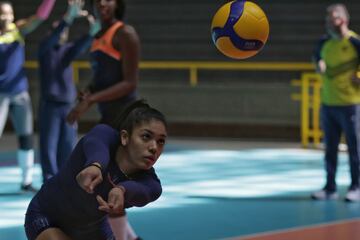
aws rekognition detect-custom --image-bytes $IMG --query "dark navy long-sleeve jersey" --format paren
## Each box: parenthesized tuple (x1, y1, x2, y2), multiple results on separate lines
(36, 124, 162, 228)
(38, 20, 93, 103)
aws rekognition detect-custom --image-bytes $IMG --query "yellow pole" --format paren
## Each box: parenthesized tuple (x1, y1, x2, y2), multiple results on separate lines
(72, 62, 79, 84)
(190, 67, 198, 87)
(312, 75, 322, 146)
(301, 73, 310, 147)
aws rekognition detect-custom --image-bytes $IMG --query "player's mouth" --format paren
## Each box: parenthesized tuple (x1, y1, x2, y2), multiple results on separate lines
(144, 156, 156, 164)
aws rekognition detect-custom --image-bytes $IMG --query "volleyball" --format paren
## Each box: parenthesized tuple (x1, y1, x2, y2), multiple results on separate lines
(211, 0, 269, 59)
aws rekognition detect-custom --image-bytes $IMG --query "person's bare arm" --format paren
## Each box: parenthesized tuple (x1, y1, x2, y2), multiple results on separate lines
(17, 0, 56, 36)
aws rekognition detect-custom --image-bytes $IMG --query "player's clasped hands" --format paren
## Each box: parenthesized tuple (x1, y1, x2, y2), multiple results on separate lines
(97, 187, 125, 216)
(76, 164, 103, 194)
(76, 164, 125, 216)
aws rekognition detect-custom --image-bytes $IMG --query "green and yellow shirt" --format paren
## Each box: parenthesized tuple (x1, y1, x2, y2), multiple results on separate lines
(314, 31, 360, 105)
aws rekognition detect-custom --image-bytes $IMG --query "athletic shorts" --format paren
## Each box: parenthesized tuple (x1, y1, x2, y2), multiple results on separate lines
(0, 91, 33, 137)
(25, 195, 115, 240)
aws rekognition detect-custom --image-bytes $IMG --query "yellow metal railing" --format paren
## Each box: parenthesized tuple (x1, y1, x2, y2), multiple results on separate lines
(138, 61, 315, 86)
(291, 73, 322, 148)
(25, 60, 322, 146)
(25, 60, 315, 86)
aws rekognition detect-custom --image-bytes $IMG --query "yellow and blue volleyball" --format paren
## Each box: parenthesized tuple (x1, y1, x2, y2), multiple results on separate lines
(211, 0, 269, 59)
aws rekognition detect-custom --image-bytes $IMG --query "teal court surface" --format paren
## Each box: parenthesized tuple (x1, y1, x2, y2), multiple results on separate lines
(0, 135, 360, 240)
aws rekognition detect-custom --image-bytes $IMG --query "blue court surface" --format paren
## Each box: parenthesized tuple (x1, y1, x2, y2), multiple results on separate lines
(0, 137, 360, 240)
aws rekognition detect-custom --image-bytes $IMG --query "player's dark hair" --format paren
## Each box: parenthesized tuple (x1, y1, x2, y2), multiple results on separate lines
(91, 0, 126, 20)
(111, 99, 167, 136)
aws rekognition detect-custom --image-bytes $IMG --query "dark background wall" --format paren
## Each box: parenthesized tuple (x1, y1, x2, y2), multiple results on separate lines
(9, 0, 360, 140)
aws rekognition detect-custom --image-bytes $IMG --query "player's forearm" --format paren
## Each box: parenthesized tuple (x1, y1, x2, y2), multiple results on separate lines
(18, 0, 56, 35)
(88, 81, 137, 103)
(121, 179, 162, 207)
(39, 20, 69, 55)
(36, 0, 56, 20)
(62, 35, 93, 66)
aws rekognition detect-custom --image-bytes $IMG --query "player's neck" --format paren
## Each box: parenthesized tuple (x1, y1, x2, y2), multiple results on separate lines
(101, 18, 117, 30)
(338, 25, 350, 38)
(115, 146, 136, 176)
(331, 27, 349, 39)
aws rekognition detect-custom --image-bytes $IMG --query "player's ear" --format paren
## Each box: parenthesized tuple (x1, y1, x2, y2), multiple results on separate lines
(120, 130, 129, 146)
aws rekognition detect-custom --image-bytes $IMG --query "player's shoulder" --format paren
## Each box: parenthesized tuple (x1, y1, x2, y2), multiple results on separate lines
(348, 31, 360, 49)
(114, 23, 139, 45)
(115, 23, 137, 38)
(118, 24, 136, 34)
(349, 31, 360, 40)
(348, 30, 359, 37)
(314, 34, 330, 52)
(88, 124, 119, 137)
(319, 34, 331, 43)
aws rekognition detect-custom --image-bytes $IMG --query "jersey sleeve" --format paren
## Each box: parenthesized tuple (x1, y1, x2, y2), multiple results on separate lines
(349, 35, 360, 57)
(38, 20, 69, 56)
(82, 124, 119, 169)
(120, 168, 162, 208)
(313, 35, 328, 62)
(62, 35, 93, 66)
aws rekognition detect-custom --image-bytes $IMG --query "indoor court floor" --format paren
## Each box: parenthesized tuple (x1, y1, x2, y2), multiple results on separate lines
(0, 134, 360, 240)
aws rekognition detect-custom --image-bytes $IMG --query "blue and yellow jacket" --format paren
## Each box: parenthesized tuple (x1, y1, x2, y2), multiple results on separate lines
(0, 23, 28, 94)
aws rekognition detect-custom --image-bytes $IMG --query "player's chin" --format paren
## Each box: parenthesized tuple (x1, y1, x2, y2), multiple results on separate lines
(100, 11, 113, 21)
(140, 158, 156, 170)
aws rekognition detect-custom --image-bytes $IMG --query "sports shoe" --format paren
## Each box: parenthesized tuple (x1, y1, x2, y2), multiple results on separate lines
(345, 188, 360, 202)
(311, 189, 338, 200)
(21, 184, 38, 193)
